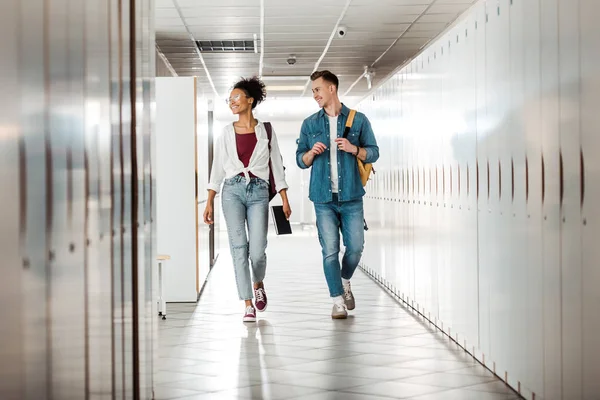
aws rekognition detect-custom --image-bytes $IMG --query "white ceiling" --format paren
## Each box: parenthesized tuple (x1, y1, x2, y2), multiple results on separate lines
(155, 0, 476, 102)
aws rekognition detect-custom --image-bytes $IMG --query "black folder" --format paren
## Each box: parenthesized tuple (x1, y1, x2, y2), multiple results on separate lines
(270, 205, 292, 235)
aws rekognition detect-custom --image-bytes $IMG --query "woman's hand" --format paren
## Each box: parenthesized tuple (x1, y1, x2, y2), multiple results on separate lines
(203, 202, 214, 225)
(283, 200, 292, 220)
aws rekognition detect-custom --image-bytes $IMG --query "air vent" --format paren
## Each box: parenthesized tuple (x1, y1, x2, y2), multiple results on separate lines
(196, 40, 256, 53)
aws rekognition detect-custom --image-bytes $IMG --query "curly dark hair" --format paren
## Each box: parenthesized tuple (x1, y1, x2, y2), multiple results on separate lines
(232, 76, 267, 109)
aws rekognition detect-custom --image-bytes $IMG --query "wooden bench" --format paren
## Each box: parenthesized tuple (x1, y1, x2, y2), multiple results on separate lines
(157, 254, 170, 320)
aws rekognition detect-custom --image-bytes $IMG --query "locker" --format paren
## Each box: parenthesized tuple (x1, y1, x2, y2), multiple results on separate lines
(508, 0, 531, 394)
(557, 0, 583, 397)
(0, 0, 155, 397)
(580, 0, 600, 397)
(19, 0, 50, 398)
(48, 0, 87, 396)
(355, 0, 600, 398)
(0, 0, 24, 398)
(522, 0, 545, 396)
(475, 0, 491, 360)
(86, 0, 115, 391)
(540, 0, 563, 397)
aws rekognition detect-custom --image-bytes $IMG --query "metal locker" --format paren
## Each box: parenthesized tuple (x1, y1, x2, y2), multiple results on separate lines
(430, 52, 442, 321)
(86, 0, 115, 393)
(475, 0, 492, 361)
(580, 0, 600, 397)
(557, 0, 584, 397)
(47, 0, 87, 395)
(412, 58, 424, 312)
(464, 13, 480, 348)
(540, 0, 563, 397)
(18, 0, 50, 398)
(522, 0, 545, 396)
(508, 0, 531, 393)
(0, 0, 24, 398)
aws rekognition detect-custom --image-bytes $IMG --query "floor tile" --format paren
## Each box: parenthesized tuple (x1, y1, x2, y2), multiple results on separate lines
(156, 230, 520, 400)
(408, 388, 520, 400)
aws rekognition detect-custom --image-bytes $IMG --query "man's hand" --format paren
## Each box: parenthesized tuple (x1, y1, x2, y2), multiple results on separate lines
(309, 142, 327, 156)
(334, 138, 358, 154)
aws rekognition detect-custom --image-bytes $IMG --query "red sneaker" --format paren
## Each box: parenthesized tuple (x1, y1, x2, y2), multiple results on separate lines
(254, 287, 268, 312)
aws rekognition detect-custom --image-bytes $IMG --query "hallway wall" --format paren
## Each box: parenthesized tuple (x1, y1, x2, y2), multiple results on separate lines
(356, 0, 600, 399)
(0, 0, 157, 398)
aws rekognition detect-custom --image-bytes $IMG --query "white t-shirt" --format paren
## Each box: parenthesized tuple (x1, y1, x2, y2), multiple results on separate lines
(328, 115, 339, 193)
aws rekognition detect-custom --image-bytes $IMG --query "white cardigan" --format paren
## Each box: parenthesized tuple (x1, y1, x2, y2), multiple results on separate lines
(207, 121, 289, 194)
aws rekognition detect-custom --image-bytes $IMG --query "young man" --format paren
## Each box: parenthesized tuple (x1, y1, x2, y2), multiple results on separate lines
(296, 70, 379, 319)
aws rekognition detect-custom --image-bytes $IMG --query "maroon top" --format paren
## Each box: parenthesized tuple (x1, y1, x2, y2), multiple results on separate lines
(236, 132, 258, 178)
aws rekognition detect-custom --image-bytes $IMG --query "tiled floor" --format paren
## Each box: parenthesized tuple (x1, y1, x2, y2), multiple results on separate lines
(156, 228, 522, 400)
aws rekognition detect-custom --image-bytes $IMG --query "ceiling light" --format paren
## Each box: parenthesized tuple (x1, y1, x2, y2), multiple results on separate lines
(266, 85, 305, 91)
(261, 75, 309, 81)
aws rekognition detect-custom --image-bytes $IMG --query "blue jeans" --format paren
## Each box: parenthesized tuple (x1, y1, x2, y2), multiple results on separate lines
(314, 194, 365, 297)
(222, 176, 269, 300)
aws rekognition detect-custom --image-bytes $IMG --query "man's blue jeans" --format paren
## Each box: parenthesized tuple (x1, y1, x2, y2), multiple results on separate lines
(314, 194, 365, 297)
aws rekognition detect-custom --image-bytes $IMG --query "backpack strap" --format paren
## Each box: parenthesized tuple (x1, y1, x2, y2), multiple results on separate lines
(263, 122, 277, 200)
(342, 109, 357, 139)
(264, 121, 272, 142)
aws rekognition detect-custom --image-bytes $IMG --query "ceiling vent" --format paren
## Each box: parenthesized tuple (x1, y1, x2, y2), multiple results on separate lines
(196, 40, 256, 53)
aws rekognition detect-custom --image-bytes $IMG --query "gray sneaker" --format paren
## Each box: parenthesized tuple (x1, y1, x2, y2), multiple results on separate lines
(343, 283, 355, 310)
(332, 303, 348, 319)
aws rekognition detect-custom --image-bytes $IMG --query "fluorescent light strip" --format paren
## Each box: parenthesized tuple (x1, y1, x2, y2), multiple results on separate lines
(172, 0, 219, 98)
(266, 85, 305, 91)
(300, 0, 352, 96)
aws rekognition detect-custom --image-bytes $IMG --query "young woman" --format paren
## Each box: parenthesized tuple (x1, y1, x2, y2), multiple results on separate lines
(204, 77, 291, 322)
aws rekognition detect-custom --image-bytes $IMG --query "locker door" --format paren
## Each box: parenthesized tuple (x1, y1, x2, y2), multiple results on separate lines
(48, 0, 87, 396)
(0, 0, 24, 398)
(558, 0, 583, 397)
(463, 14, 480, 350)
(508, 0, 531, 394)
(475, 0, 491, 360)
(522, 0, 544, 396)
(19, 0, 50, 398)
(540, 0, 563, 397)
(580, 0, 600, 397)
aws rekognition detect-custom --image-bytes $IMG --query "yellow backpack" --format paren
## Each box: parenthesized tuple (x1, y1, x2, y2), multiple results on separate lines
(343, 109, 374, 186)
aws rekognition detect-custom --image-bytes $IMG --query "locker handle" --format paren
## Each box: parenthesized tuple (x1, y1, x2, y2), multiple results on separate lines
(525, 156, 529, 204)
(466, 164, 470, 197)
(412, 167, 415, 196)
(559, 151, 564, 207)
(511, 157, 515, 202)
(487, 160, 490, 200)
(580, 148, 585, 208)
(19, 139, 27, 239)
(443, 165, 446, 196)
(450, 165, 453, 197)
(458, 163, 461, 196)
(423, 167, 426, 196)
(498, 160, 502, 200)
(476, 160, 479, 200)
(436, 166, 439, 196)
(541, 155, 546, 205)
(429, 168, 432, 196)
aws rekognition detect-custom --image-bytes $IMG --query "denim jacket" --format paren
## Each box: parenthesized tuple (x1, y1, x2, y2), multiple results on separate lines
(296, 104, 379, 203)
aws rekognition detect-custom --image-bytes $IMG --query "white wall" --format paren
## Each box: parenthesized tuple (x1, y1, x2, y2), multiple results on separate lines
(357, 0, 600, 399)
(156, 77, 197, 302)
